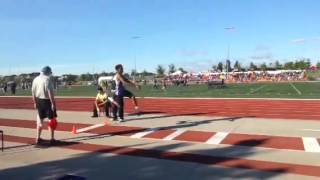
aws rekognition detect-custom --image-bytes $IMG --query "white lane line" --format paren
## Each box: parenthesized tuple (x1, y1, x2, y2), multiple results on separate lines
(130, 128, 159, 138)
(206, 132, 229, 145)
(290, 82, 302, 95)
(302, 137, 320, 152)
(249, 85, 266, 94)
(163, 129, 186, 141)
(300, 129, 320, 132)
(76, 123, 105, 133)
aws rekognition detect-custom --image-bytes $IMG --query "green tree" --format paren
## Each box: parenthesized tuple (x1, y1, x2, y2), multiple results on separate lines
(178, 67, 187, 73)
(260, 62, 268, 71)
(79, 73, 94, 81)
(249, 62, 258, 70)
(316, 62, 320, 69)
(212, 65, 217, 71)
(217, 62, 223, 72)
(294, 58, 311, 70)
(274, 60, 283, 69)
(131, 69, 137, 77)
(62, 74, 78, 83)
(140, 70, 155, 77)
(233, 60, 241, 71)
(156, 65, 166, 77)
(226, 60, 232, 72)
(284, 61, 295, 70)
(168, 64, 176, 74)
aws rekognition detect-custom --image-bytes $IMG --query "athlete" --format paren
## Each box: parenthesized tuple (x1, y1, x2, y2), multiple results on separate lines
(112, 64, 140, 122)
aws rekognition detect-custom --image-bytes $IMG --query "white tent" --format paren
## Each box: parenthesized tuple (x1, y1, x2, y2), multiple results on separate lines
(98, 76, 114, 85)
(170, 70, 183, 76)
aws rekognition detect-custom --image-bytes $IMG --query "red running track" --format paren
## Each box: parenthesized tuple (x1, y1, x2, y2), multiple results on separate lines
(4, 134, 320, 177)
(0, 97, 320, 120)
(0, 118, 309, 151)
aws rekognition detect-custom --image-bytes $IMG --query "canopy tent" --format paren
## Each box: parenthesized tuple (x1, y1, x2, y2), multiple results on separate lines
(170, 70, 183, 76)
(98, 76, 114, 85)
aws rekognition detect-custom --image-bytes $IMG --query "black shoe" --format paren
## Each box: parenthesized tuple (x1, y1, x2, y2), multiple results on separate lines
(49, 139, 57, 146)
(34, 138, 45, 147)
(35, 138, 44, 145)
(91, 115, 98, 118)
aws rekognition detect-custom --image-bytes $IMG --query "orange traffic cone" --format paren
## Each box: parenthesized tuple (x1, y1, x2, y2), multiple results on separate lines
(71, 125, 77, 134)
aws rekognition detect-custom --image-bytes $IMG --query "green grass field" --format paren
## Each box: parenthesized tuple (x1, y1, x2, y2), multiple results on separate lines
(2, 82, 320, 99)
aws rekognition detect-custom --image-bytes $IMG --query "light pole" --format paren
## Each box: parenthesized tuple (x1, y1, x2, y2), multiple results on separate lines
(131, 36, 141, 81)
(224, 27, 236, 75)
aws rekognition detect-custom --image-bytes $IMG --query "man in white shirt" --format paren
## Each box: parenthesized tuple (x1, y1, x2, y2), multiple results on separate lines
(32, 66, 57, 144)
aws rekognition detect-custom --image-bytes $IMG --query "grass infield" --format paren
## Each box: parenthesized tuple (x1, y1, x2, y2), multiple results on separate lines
(1, 82, 320, 99)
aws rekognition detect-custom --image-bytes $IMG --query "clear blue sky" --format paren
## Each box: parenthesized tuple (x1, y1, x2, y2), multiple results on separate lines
(0, 0, 319, 75)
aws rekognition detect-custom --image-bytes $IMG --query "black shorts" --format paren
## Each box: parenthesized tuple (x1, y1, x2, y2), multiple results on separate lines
(123, 89, 134, 98)
(36, 98, 57, 119)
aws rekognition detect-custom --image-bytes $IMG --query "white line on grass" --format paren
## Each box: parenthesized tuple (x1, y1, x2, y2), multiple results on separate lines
(249, 85, 266, 94)
(290, 82, 302, 95)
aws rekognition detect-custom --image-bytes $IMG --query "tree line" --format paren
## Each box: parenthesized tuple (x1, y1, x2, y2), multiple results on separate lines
(0, 58, 318, 84)
(156, 58, 316, 77)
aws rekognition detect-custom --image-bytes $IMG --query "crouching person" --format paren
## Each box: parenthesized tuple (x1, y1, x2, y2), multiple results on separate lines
(92, 86, 119, 118)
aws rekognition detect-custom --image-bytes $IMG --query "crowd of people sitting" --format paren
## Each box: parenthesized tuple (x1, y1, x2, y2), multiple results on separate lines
(213, 70, 307, 83)
(226, 70, 307, 83)
(163, 70, 307, 86)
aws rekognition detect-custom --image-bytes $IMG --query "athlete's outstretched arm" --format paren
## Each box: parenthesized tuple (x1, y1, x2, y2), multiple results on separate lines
(118, 74, 140, 89)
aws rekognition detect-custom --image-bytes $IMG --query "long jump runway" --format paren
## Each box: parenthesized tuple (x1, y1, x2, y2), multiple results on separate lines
(0, 97, 320, 179)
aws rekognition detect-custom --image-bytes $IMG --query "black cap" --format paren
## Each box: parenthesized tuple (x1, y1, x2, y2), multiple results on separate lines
(41, 66, 52, 74)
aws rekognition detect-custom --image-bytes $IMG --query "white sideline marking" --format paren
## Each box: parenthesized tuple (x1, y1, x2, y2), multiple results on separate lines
(163, 129, 186, 141)
(130, 128, 159, 138)
(206, 132, 229, 145)
(302, 137, 320, 152)
(290, 83, 302, 95)
(76, 123, 105, 133)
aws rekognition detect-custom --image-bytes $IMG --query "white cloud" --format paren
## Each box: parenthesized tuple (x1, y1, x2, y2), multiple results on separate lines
(177, 49, 208, 57)
(250, 52, 273, 60)
(176, 59, 218, 72)
(224, 27, 236, 32)
(291, 38, 307, 44)
(312, 37, 320, 42)
(254, 44, 271, 51)
(0, 63, 95, 76)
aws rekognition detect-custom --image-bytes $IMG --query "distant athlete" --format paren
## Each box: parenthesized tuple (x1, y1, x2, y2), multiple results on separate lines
(112, 64, 140, 122)
(32, 66, 57, 145)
